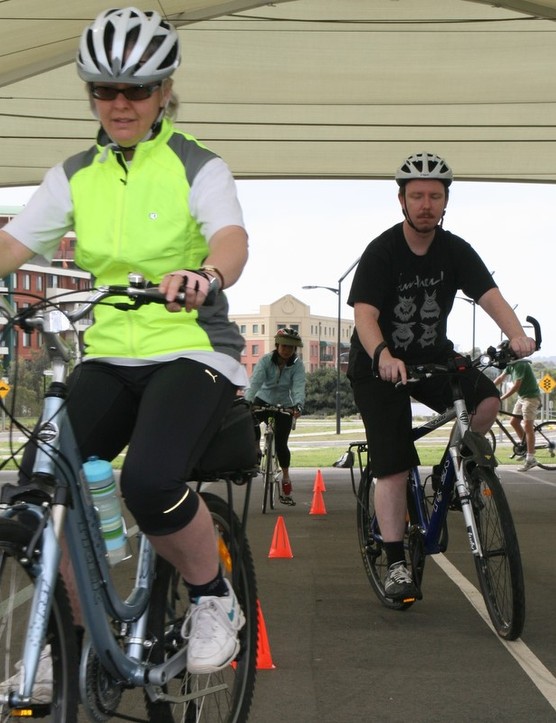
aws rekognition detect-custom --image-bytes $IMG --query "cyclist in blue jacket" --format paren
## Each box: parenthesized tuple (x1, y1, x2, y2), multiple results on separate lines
(246, 328, 306, 505)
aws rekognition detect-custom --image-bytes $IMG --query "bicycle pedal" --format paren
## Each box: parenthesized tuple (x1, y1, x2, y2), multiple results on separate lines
(401, 596, 418, 604)
(402, 586, 423, 603)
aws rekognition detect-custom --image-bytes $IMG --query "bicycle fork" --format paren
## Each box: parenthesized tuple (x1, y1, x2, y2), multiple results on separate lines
(449, 398, 495, 559)
(2, 504, 65, 706)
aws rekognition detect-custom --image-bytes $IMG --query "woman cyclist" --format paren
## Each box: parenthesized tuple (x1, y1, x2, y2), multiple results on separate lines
(0, 7, 249, 674)
(246, 328, 306, 505)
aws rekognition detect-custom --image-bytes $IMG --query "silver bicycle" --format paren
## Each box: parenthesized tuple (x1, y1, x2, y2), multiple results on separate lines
(0, 274, 258, 722)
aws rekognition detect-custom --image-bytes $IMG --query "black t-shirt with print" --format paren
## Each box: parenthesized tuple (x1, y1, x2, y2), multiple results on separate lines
(347, 222, 497, 378)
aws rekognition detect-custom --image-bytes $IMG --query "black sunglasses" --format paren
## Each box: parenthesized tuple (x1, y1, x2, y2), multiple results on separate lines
(90, 83, 161, 101)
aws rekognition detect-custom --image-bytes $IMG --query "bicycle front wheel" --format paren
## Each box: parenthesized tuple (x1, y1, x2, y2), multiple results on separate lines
(261, 434, 277, 514)
(469, 467, 525, 640)
(0, 518, 79, 722)
(356, 468, 414, 611)
(534, 421, 556, 470)
(146, 492, 257, 723)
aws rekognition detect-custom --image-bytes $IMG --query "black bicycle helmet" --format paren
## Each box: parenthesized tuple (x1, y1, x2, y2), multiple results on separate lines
(395, 152, 453, 187)
(76, 7, 180, 84)
(274, 328, 303, 348)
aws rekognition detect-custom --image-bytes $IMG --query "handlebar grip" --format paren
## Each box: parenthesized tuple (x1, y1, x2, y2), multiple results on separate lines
(138, 282, 217, 307)
(526, 315, 542, 351)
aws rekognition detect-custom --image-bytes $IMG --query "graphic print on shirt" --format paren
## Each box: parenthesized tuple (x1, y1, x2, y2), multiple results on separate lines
(392, 274, 443, 351)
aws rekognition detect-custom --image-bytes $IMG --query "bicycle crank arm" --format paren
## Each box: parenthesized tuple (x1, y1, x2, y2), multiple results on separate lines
(146, 646, 188, 686)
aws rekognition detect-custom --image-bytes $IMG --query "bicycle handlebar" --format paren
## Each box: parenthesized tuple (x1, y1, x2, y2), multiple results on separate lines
(401, 315, 542, 383)
(0, 271, 218, 331)
(250, 404, 297, 416)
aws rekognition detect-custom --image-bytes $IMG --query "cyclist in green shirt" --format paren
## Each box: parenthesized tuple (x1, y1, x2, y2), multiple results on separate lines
(494, 360, 541, 470)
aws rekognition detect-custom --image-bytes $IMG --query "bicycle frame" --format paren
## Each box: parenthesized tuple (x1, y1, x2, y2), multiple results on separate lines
(352, 389, 492, 563)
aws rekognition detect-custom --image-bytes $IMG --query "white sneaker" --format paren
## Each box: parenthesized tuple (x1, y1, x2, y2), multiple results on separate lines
(518, 457, 537, 472)
(184, 579, 246, 674)
(0, 645, 53, 703)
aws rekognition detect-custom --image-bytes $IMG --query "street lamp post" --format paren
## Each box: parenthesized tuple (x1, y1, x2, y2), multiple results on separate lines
(303, 256, 360, 435)
(456, 296, 476, 354)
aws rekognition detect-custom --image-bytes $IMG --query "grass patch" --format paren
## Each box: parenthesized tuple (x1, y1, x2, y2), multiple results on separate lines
(290, 444, 519, 468)
(1, 415, 526, 472)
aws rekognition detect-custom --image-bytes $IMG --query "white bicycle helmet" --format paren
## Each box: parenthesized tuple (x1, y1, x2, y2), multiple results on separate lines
(76, 7, 180, 84)
(395, 152, 453, 187)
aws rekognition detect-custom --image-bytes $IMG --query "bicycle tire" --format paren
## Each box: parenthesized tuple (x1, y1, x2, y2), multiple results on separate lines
(534, 421, 556, 470)
(262, 432, 277, 513)
(468, 467, 525, 640)
(146, 492, 257, 723)
(487, 428, 497, 454)
(356, 468, 414, 611)
(0, 518, 79, 722)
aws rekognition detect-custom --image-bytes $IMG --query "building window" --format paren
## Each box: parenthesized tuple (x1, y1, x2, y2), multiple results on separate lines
(36, 276, 43, 291)
(252, 324, 259, 334)
(240, 324, 246, 334)
(261, 324, 265, 334)
(22, 274, 31, 291)
(252, 344, 259, 356)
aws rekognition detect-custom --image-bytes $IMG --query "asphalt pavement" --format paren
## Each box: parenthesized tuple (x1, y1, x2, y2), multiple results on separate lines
(244, 464, 556, 723)
(3, 463, 556, 722)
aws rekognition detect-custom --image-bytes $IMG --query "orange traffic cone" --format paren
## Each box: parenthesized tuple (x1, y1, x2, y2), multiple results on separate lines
(268, 515, 294, 558)
(313, 469, 326, 493)
(309, 488, 327, 515)
(256, 599, 276, 669)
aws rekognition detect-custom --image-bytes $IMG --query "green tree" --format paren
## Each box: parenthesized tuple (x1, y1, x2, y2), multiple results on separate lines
(6, 348, 50, 417)
(304, 368, 357, 417)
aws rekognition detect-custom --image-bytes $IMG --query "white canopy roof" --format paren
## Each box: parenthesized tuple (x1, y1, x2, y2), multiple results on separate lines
(2, 0, 556, 186)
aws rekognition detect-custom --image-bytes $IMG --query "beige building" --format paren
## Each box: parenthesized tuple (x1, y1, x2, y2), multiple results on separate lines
(231, 294, 354, 376)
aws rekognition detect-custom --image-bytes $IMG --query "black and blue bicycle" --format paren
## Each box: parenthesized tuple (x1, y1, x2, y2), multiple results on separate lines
(351, 317, 541, 641)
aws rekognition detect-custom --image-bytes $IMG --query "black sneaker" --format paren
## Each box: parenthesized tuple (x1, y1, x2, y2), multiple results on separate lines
(279, 495, 296, 506)
(384, 562, 418, 600)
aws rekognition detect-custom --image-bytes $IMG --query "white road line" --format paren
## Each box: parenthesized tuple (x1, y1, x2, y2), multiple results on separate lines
(433, 553, 556, 711)
(515, 472, 556, 488)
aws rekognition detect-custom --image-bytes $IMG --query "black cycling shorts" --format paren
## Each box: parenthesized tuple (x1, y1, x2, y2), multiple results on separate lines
(352, 367, 498, 478)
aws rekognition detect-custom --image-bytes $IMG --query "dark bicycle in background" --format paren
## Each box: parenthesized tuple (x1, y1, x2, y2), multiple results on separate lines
(489, 411, 556, 469)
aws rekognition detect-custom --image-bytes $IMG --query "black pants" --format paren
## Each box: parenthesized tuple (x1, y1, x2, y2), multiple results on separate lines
(352, 366, 498, 478)
(21, 359, 236, 535)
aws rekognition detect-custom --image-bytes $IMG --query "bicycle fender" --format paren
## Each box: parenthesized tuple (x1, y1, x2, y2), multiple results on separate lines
(461, 430, 498, 468)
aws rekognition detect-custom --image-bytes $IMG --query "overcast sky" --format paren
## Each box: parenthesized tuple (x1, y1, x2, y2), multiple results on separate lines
(1, 179, 555, 358)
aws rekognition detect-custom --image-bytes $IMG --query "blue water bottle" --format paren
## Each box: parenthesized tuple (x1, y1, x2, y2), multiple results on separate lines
(83, 457, 131, 566)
